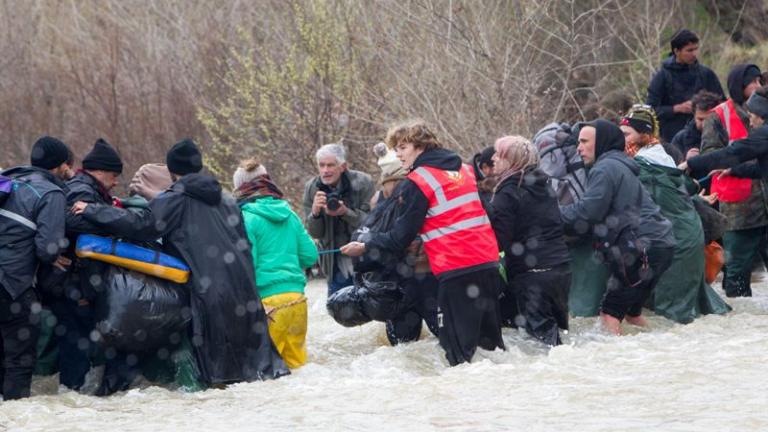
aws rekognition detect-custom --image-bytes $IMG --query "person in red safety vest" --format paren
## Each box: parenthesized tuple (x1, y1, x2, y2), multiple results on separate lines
(341, 119, 505, 365)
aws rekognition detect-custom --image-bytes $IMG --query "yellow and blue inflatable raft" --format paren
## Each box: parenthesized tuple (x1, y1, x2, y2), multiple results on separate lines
(76, 234, 190, 283)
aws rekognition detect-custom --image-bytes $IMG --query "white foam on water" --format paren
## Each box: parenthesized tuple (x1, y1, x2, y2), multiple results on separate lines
(1, 275, 767, 431)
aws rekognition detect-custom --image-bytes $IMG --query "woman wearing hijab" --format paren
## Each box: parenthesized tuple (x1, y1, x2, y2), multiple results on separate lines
(234, 158, 318, 368)
(560, 120, 676, 335)
(489, 136, 571, 346)
(621, 105, 730, 323)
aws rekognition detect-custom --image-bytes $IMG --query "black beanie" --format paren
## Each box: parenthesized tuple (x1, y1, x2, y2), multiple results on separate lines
(31, 136, 71, 170)
(82, 139, 123, 173)
(166, 139, 203, 175)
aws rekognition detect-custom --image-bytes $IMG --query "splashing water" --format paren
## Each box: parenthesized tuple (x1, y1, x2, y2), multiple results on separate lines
(1, 275, 768, 431)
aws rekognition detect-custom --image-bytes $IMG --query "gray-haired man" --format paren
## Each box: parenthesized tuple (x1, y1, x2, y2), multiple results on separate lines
(303, 144, 374, 295)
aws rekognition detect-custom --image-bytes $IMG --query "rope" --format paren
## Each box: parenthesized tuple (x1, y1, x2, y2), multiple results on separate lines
(263, 296, 307, 322)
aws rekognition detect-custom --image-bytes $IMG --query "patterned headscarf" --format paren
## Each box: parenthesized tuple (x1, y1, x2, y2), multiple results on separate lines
(492, 135, 539, 192)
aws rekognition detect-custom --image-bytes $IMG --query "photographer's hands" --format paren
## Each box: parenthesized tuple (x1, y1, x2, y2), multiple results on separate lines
(312, 190, 348, 217)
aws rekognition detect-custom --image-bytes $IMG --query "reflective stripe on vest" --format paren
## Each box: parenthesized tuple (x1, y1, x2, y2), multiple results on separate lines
(408, 164, 498, 275)
(713, 99, 749, 144)
(0, 208, 37, 231)
(421, 214, 490, 242)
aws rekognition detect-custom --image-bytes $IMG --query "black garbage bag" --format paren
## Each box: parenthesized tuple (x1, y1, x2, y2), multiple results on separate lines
(326, 284, 370, 327)
(358, 276, 407, 322)
(326, 274, 408, 326)
(692, 197, 727, 244)
(95, 266, 191, 352)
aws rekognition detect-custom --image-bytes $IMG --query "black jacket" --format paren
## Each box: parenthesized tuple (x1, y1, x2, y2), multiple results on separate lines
(0, 166, 66, 299)
(688, 124, 768, 179)
(646, 56, 724, 143)
(81, 173, 288, 385)
(365, 148, 497, 280)
(560, 120, 675, 250)
(490, 168, 570, 276)
(58, 171, 116, 302)
(670, 119, 702, 157)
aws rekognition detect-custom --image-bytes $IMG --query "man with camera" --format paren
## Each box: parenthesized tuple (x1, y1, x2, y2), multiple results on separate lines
(303, 143, 374, 295)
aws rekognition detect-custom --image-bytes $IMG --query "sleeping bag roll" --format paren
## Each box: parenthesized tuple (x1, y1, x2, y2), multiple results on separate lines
(76, 234, 191, 283)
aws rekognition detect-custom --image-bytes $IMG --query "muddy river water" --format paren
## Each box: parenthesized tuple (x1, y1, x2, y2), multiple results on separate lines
(1, 275, 767, 431)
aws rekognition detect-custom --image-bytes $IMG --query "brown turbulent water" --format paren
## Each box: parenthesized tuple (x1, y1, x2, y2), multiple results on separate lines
(1, 275, 767, 432)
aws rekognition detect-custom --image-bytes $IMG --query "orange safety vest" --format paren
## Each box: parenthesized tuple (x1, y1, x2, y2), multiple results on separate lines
(712, 99, 749, 143)
(407, 164, 499, 276)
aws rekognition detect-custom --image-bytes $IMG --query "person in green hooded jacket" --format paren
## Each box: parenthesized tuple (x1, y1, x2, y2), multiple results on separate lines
(620, 105, 730, 323)
(234, 158, 318, 368)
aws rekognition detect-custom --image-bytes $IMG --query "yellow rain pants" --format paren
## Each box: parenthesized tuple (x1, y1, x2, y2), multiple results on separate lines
(262, 292, 308, 369)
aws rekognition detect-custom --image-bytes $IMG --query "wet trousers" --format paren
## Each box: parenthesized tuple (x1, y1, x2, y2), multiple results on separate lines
(0, 286, 40, 400)
(437, 268, 505, 366)
(262, 292, 308, 369)
(385, 272, 439, 345)
(506, 264, 571, 346)
(723, 226, 767, 297)
(601, 246, 674, 320)
(49, 298, 95, 390)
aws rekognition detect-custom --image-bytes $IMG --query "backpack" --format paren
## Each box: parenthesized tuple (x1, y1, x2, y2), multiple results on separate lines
(0, 175, 12, 207)
(532, 122, 587, 205)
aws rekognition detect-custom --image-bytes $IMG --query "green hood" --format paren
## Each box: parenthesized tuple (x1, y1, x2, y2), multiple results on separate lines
(241, 196, 291, 222)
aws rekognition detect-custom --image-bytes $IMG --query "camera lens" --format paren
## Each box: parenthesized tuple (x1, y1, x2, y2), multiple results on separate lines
(327, 196, 340, 211)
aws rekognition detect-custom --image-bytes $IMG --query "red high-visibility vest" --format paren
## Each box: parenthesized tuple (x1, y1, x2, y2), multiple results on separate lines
(712, 99, 749, 143)
(711, 99, 752, 202)
(407, 164, 499, 276)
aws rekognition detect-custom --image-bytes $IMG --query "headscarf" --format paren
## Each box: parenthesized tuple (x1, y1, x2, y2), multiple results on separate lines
(234, 174, 284, 203)
(492, 135, 539, 192)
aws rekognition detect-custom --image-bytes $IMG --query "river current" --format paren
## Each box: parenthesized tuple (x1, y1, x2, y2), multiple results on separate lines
(1, 275, 767, 431)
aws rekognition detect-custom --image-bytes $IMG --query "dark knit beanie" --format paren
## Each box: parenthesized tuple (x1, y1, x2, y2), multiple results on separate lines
(82, 139, 123, 173)
(31, 136, 71, 170)
(166, 139, 203, 175)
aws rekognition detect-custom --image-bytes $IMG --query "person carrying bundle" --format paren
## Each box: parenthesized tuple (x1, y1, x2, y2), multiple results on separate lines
(72, 139, 289, 387)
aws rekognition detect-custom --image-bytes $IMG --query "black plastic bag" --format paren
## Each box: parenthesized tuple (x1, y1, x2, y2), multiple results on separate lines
(326, 274, 408, 326)
(95, 266, 191, 352)
(358, 276, 406, 322)
(326, 285, 371, 327)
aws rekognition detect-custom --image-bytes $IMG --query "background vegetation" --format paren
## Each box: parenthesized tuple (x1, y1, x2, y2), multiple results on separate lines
(1, 0, 766, 203)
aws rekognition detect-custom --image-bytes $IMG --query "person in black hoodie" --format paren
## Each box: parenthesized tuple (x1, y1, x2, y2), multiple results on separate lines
(560, 120, 676, 335)
(646, 29, 724, 143)
(0, 136, 70, 399)
(489, 135, 571, 346)
(341, 120, 504, 366)
(72, 139, 288, 387)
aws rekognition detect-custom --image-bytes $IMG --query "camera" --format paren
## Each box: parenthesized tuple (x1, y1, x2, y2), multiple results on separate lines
(326, 191, 342, 211)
